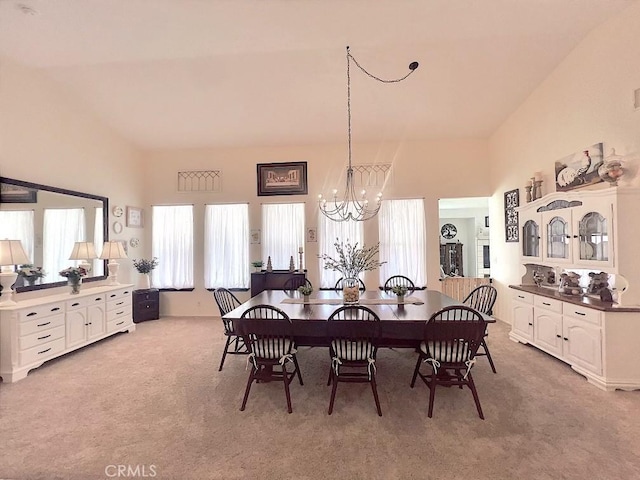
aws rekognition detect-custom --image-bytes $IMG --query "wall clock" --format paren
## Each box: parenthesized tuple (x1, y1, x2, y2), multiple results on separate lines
(441, 223, 457, 239)
(112, 206, 124, 217)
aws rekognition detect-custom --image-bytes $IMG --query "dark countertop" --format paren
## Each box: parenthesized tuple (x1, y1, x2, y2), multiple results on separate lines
(509, 284, 640, 313)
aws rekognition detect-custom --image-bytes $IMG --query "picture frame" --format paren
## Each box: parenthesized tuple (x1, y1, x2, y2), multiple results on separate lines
(306, 227, 317, 243)
(126, 206, 144, 228)
(504, 189, 519, 243)
(554, 142, 604, 192)
(250, 229, 261, 244)
(0, 183, 37, 203)
(257, 161, 308, 196)
(484, 216, 490, 228)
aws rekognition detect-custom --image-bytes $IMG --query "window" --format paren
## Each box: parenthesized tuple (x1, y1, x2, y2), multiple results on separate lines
(378, 199, 426, 287)
(204, 204, 249, 289)
(43, 208, 86, 283)
(152, 205, 194, 289)
(318, 213, 363, 288)
(262, 203, 305, 270)
(0, 210, 35, 262)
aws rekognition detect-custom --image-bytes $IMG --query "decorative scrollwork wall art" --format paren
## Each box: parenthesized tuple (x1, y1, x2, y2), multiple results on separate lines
(504, 189, 520, 243)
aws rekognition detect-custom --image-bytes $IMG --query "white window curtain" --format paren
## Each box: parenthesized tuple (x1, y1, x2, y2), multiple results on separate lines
(318, 213, 363, 289)
(43, 208, 86, 282)
(152, 205, 194, 289)
(204, 204, 249, 289)
(93, 207, 104, 276)
(262, 203, 305, 270)
(378, 199, 427, 287)
(0, 210, 35, 263)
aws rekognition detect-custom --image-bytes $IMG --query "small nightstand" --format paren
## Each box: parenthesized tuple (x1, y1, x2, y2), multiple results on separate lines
(132, 288, 159, 323)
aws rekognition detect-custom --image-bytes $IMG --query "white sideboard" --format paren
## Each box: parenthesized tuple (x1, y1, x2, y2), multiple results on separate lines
(0, 284, 135, 383)
(509, 286, 640, 391)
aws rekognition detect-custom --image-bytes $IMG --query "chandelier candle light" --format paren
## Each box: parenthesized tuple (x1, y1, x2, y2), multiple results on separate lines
(318, 46, 419, 222)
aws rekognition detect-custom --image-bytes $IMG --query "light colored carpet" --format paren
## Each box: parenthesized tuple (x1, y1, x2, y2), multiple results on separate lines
(1, 317, 639, 480)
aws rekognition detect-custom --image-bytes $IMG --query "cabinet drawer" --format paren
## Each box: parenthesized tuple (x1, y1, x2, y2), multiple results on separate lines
(563, 304, 602, 326)
(66, 294, 106, 311)
(106, 287, 133, 302)
(133, 289, 159, 302)
(19, 313, 65, 337)
(20, 325, 65, 351)
(17, 302, 65, 322)
(534, 296, 563, 314)
(512, 291, 533, 304)
(107, 316, 131, 333)
(19, 337, 66, 367)
(107, 296, 132, 311)
(107, 306, 130, 323)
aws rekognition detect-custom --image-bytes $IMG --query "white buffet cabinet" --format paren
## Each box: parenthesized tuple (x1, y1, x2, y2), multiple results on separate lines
(509, 286, 640, 391)
(0, 284, 135, 383)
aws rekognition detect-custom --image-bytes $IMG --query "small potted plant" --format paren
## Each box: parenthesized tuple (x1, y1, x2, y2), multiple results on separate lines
(251, 260, 264, 272)
(17, 264, 46, 287)
(298, 284, 313, 303)
(392, 285, 408, 304)
(133, 257, 159, 289)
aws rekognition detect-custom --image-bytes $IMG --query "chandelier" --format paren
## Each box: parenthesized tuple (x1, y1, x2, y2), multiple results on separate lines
(318, 46, 419, 222)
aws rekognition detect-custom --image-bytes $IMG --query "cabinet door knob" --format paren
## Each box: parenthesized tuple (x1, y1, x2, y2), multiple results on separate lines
(556, 334, 561, 338)
(563, 337, 569, 341)
(528, 323, 533, 326)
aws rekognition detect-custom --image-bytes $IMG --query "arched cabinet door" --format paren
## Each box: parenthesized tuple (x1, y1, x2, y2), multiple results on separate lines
(520, 210, 542, 262)
(543, 210, 573, 264)
(573, 204, 614, 269)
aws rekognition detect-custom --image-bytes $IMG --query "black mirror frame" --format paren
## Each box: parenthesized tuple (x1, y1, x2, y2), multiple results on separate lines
(0, 176, 109, 293)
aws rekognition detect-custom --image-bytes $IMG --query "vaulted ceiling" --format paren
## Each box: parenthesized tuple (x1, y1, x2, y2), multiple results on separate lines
(0, 0, 636, 150)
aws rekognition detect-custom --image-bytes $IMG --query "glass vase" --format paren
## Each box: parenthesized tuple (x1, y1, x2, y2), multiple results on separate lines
(68, 277, 82, 295)
(342, 277, 360, 304)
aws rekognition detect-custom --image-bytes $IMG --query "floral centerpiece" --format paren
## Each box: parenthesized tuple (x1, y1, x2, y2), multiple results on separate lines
(320, 239, 386, 303)
(251, 260, 264, 272)
(59, 266, 88, 280)
(391, 285, 408, 297)
(133, 257, 159, 274)
(18, 264, 46, 286)
(59, 266, 88, 294)
(298, 284, 313, 297)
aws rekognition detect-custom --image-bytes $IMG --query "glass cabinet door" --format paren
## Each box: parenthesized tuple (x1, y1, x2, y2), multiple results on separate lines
(545, 215, 571, 262)
(577, 211, 610, 265)
(522, 220, 540, 259)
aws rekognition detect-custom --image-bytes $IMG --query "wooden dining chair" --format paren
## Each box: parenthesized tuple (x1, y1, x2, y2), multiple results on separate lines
(283, 277, 312, 293)
(326, 305, 382, 416)
(410, 305, 487, 419)
(383, 275, 416, 294)
(463, 285, 498, 373)
(334, 277, 366, 291)
(213, 288, 247, 371)
(239, 305, 303, 414)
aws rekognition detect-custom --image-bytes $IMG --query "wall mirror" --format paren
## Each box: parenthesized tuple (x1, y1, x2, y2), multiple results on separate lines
(0, 176, 109, 292)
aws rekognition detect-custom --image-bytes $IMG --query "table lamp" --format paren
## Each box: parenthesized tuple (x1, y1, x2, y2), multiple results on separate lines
(69, 241, 98, 274)
(0, 239, 31, 306)
(99, 241, 128, 285)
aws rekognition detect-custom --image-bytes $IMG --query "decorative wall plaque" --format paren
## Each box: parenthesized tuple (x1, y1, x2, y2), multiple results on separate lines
(504, 189, 520, 243)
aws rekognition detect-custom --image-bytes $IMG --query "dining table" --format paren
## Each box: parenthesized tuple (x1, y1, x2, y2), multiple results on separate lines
(223, 289, 495, 348)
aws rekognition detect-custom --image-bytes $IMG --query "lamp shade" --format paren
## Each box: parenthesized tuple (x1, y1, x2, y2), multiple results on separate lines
(69, 242, 98, 261)
(0, 239, 31, 267)
(99, 241, 128, 260)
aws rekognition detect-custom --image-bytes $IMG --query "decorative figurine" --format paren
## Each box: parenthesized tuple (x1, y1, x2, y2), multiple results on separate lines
(266, 256, 273, 272)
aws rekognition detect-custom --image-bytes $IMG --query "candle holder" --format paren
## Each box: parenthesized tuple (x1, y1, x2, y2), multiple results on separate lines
(298, 250, 304, 272)
(533, 179, 543, 200)
(525, 185, 533, 203)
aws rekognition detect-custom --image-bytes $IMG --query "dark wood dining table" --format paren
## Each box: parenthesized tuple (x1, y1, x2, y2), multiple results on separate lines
(223, 289, 495, 348)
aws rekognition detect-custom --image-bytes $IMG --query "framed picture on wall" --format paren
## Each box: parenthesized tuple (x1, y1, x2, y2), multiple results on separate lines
(504, 189, 519, 242)
(257, 161, 308, 196)
(126, 206, 144, 228)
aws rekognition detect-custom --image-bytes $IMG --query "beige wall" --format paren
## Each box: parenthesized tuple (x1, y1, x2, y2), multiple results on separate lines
(488, 1, 640, 321)
(0, 57, 146, 297)
(145, 139, 491, 316)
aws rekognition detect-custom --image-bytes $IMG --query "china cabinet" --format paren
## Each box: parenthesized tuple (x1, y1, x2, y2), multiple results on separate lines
(0, 285, 134, 382)
(517, 187, 640, 305)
